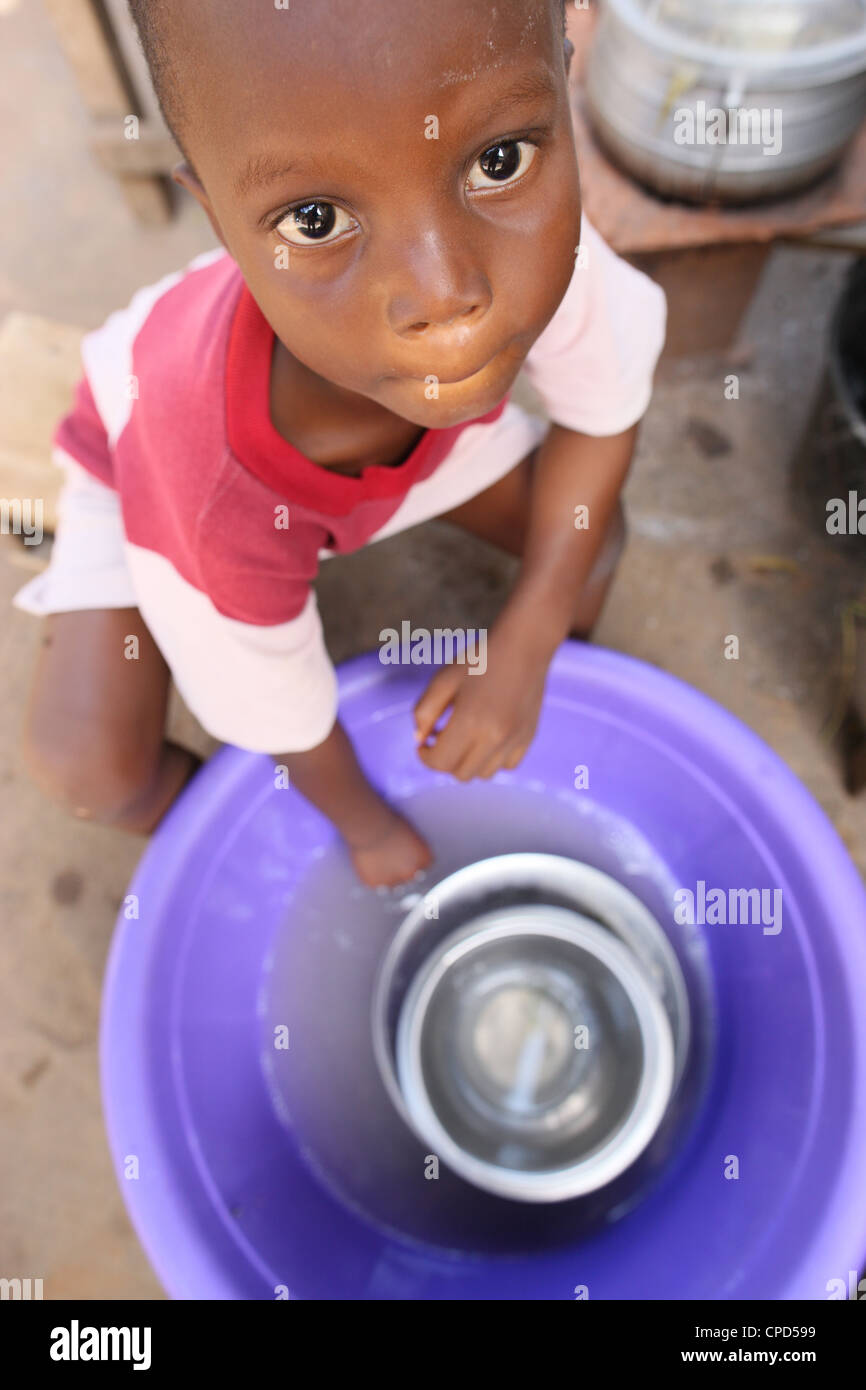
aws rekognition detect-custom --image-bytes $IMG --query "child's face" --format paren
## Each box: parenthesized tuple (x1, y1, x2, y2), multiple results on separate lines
(176, 0, 581, 429)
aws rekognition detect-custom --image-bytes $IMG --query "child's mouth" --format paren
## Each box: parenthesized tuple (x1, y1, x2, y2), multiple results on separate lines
(402, 344, 514, 389)
(431, 355, 495, 386)
(380, 341, 526, 423)
(388, 337, 522, 390)
(391, 357, 492, 387)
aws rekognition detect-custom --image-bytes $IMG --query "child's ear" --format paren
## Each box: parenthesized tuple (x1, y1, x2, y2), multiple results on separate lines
(563, 35, 575, 79)
(172, 161, 228, 250)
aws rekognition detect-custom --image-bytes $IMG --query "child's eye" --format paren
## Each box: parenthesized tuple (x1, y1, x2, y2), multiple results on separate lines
(274, 201, 356, 246)
(467, 140, 537, 192)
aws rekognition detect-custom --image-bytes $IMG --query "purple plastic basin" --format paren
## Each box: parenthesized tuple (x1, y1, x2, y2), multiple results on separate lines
(100, 645, 866, 1300)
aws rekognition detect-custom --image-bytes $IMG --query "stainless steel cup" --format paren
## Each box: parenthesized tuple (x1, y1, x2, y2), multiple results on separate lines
(373, 854, 690, 1203)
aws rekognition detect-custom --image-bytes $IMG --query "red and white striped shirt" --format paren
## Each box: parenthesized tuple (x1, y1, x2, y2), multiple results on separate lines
(13, 219, 666, 752)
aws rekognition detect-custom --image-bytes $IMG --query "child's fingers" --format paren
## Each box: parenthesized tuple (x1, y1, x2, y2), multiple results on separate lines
(471, 736, 526, 782)
(503, 741, 530, 770)
(476, 745, 513, 781)
(417, 706, 478, 773)
(473, 739, 529, 781)
(413, 667, 463, 745)
(453, 736, 505, 783)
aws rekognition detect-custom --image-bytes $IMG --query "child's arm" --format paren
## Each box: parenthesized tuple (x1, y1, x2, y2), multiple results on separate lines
(506, 420, 638, 639)
(413, 422, 638, 780)
(273, 721, 432, 886)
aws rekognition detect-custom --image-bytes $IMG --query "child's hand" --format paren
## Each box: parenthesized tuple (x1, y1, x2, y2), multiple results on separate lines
(413, 631, 549, 781)
(347, 806, 433, 888)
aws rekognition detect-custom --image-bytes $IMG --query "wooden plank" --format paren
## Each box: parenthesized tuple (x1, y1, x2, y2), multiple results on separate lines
(90, 117, 179, 175)
(44, 0, 178, 218)
(117, 174, 174, 225)
(42, 0, 135, 117)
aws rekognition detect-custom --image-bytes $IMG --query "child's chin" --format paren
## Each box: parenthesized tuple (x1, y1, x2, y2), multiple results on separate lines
(386, 372, 513, 429)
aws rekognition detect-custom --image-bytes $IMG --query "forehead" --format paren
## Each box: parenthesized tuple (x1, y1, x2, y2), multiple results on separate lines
(170, 0, 560, 170)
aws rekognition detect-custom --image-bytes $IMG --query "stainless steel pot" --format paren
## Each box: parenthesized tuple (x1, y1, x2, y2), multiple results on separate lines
(585, 0, 866, 204)
(372, 853, 690, 1203)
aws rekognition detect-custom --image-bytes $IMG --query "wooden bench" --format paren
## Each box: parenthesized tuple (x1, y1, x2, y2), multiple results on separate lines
(43, 0, 177, 225)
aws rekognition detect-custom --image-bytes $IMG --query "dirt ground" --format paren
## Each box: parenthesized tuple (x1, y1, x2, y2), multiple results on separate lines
(1, 1, 864, 1300)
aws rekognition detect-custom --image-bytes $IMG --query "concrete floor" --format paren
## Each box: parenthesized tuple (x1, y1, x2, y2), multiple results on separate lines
(1, 0, 864, 1300)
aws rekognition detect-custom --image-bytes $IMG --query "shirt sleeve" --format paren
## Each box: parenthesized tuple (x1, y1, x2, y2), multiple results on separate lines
(124, 546, 340, 754)
(521, 215, 667, 437)
(180, 598, 339, 756)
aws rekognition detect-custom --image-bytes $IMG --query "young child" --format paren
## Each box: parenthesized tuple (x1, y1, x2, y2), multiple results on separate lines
(14, 0, 666, 887)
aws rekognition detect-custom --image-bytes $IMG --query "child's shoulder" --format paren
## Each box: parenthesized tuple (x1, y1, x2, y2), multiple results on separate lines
(522, 216, 667, 438)
(80, 247, 241, 446)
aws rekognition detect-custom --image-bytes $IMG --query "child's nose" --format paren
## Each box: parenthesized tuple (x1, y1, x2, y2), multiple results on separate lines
(391, 300, 486, 341)
(386, 250, 492, 340)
